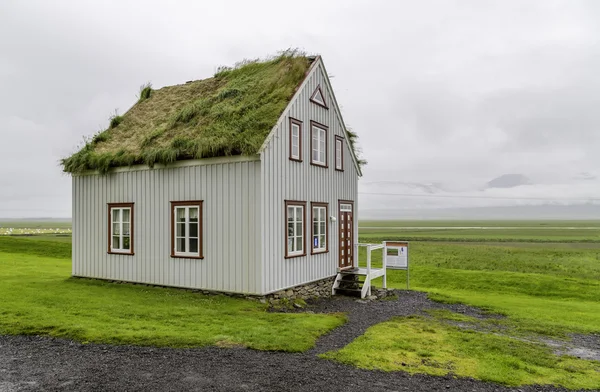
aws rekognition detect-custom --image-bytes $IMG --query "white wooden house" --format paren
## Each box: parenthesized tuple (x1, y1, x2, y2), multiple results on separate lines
(64, 53, 365, 296)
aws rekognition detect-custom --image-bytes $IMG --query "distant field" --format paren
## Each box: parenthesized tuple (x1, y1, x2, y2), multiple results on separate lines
(359, 220, 600, 243)
(0, 220, 71, 229)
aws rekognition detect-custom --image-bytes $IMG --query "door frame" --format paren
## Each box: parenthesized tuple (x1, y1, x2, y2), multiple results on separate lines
(338, 200, 354, 270)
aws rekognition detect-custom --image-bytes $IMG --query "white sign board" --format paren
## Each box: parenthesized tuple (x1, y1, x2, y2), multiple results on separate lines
(385, 241, 409, 269)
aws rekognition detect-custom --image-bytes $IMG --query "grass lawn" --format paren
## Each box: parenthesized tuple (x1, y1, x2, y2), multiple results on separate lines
(322, 315, 600, 390)
(0, 237, 344, 352)
(328, 222, 600, 389)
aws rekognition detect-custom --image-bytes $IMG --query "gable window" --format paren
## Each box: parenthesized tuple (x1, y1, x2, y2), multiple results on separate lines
(310, 121, 328, 167)
(310, 85, 328, 109)
(108, 203, 134, 255)
(285, 201, 306, 258)
(335, 136, 344, 171)
(311, 202, 328, 254)
(289, 118, 302, 161)
(171, 201, 203, 259)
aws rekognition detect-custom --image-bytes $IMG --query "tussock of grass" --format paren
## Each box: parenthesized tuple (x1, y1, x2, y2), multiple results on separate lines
(322, 316, 600, 389)
(61, 50, 367, 174)
(138, 82, 152, 102)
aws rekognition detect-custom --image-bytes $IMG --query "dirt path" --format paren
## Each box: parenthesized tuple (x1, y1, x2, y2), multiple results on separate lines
(0, 292, 588, 392)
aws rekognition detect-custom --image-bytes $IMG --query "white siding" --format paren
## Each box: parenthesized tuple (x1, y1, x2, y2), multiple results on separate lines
(72, 158, 263, 294)
(260, 61, 359, 294)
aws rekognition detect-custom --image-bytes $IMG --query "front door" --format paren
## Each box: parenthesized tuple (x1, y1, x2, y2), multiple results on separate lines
(338, 201, 354, 269)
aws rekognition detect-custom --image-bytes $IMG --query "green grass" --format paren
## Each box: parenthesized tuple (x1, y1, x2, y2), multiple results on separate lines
(0, 220, 71, 229)
(0, 238, 344, 351)
(322, 316, 600, 389)
(359, 220, 600, 242)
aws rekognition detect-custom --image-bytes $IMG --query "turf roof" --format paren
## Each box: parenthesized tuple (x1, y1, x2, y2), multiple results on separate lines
(62, 52, 364, 174)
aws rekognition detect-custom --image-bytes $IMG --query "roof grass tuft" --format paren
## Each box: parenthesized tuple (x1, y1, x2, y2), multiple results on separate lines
(61, 50, 365, 174)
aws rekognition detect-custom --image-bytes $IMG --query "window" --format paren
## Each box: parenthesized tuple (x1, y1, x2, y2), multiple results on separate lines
(311, 202, 328, 254)
(310, 121, 328, 167)
(285, 201, 306, 258)
(289, 118, 302, 161)
(108, 203, 134, 255)
(171, 201, 203, 259)
(310, 85, 328, 109)
(335, 136, 344, 171)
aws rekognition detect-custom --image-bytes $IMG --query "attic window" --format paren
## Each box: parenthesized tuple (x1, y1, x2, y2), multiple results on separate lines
(335, 136, 344, 171)
(310, 85, 328, 109)
(289, 118, 302, 162)
(310, 121, 328, 167)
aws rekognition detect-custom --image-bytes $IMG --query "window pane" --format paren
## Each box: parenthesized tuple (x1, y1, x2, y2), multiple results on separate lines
(176, 208, 186, 222)
(112, 208, 120, 223)
(112, 236, 120, 249)
(122, 209, 130, 223)
(123, 236, 130, 250)
(313, 221, 318, 236)
(176, 223, 185, 237)
(320, 235, 326, 248)
(113, 223, 120, 235)
(295, 222, 302, 235)
(295, 236, 303, 252)
(288, 222, 294, 237)
(313, 235, 319, 248)
(189, 222, 198, 238)
(320, 222, 326, 234)
(177, 238, 186, 252)
(122, 223, 130, 236)
(287, 207, 294, 222)
(189, 207, 198, 221)
(288, 237, 294, 252)
(292, 145, 299, 157)
(189, 238, 198, 253)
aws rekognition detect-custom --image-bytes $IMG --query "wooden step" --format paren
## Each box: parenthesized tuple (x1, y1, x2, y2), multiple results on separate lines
(334, 287, 363, 297)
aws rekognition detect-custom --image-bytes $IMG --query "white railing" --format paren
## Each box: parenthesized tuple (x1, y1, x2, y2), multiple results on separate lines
(355, 242, 387, 297)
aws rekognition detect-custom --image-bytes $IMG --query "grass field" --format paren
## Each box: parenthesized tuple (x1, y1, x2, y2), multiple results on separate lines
(0, 236, 344, 352)
(324, 221, 600, 389)
(1, 219, 599, 388)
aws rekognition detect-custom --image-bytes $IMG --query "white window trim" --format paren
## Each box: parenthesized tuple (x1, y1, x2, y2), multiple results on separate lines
(285, 201, 306, 258)
(290, 118, 302, 161)
(171, 201, 203, 259)
(311, 122, 328, 167)
(108, 203, 134, 255)
(311, 204, 328, 254)
(335, 137, 343, 171)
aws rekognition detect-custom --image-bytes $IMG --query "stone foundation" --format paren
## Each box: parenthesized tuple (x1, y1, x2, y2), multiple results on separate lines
(264, 276, 337, 303)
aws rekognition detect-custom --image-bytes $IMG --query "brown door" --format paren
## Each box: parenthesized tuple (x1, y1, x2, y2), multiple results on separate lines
(338, 201, 354, 269)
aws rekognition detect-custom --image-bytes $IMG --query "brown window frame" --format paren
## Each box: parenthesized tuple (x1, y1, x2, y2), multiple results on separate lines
(289, 117, 303, 162)
(310, 120, 329, 168)
(170, 200, 204, 259)
(335, 135, 344, 171)
(107, 202, 134, 255)
(311, 202, 329, 255)
(284, 200, 307, 259)
(310, 84, 329, 109)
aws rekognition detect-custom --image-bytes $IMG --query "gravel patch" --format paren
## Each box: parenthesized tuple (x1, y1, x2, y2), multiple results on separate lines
(0, 291, 596, 392)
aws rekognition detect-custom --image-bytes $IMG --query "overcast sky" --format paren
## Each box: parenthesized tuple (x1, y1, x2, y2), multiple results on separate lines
(1, 0, 599, 218)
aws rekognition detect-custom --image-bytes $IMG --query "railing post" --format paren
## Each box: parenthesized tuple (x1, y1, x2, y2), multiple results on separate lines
(382, 242, 387, 289)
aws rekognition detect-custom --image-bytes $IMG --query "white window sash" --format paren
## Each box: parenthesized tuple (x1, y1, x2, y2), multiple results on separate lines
(336, 139, 342, 169)
(291, 124, 300, 159)
(287, 205, 304, 256)
(311, 126, 326, 165)
(110, 207, 131, 253)
(312, 206, 327, 252)
(174, 206, 200, 257)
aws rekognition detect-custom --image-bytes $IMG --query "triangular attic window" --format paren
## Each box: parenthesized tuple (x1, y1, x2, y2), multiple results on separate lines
(310, 85, 328, 109)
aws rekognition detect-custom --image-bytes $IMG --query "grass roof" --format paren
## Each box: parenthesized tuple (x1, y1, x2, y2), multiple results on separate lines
(62, 51, 364, 174)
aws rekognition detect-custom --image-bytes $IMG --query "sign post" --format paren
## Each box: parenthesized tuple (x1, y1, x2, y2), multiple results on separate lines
(384, 241, 409, 289)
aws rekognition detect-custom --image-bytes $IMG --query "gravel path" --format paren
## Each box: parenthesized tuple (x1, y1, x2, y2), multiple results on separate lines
(0, 291, 594, 392)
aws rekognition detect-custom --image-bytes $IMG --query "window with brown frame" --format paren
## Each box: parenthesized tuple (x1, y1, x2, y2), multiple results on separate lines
(108, 203, 134, 255)
(310, 85, 328, 109)
(310, 121, 328, 167)
(289, 117, 302, 161)
(311, 202, 328, 254)
(335, 135, 344, 171)
(285, 200, 306, 258)
(171, 201, 203, 259)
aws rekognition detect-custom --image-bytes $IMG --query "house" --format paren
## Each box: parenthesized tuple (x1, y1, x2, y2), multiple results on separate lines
(62, 52, 365, 297)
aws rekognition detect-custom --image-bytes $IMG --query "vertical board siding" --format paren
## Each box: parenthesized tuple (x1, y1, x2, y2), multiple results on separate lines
(72, 159, 262, 295)
(261, 62, 359, 294)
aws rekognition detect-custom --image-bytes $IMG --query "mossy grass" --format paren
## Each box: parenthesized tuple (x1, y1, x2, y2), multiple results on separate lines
(61, 50, 364, 174)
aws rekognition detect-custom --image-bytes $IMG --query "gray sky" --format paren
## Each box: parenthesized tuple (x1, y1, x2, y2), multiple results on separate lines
(1, 0, 599, 218)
